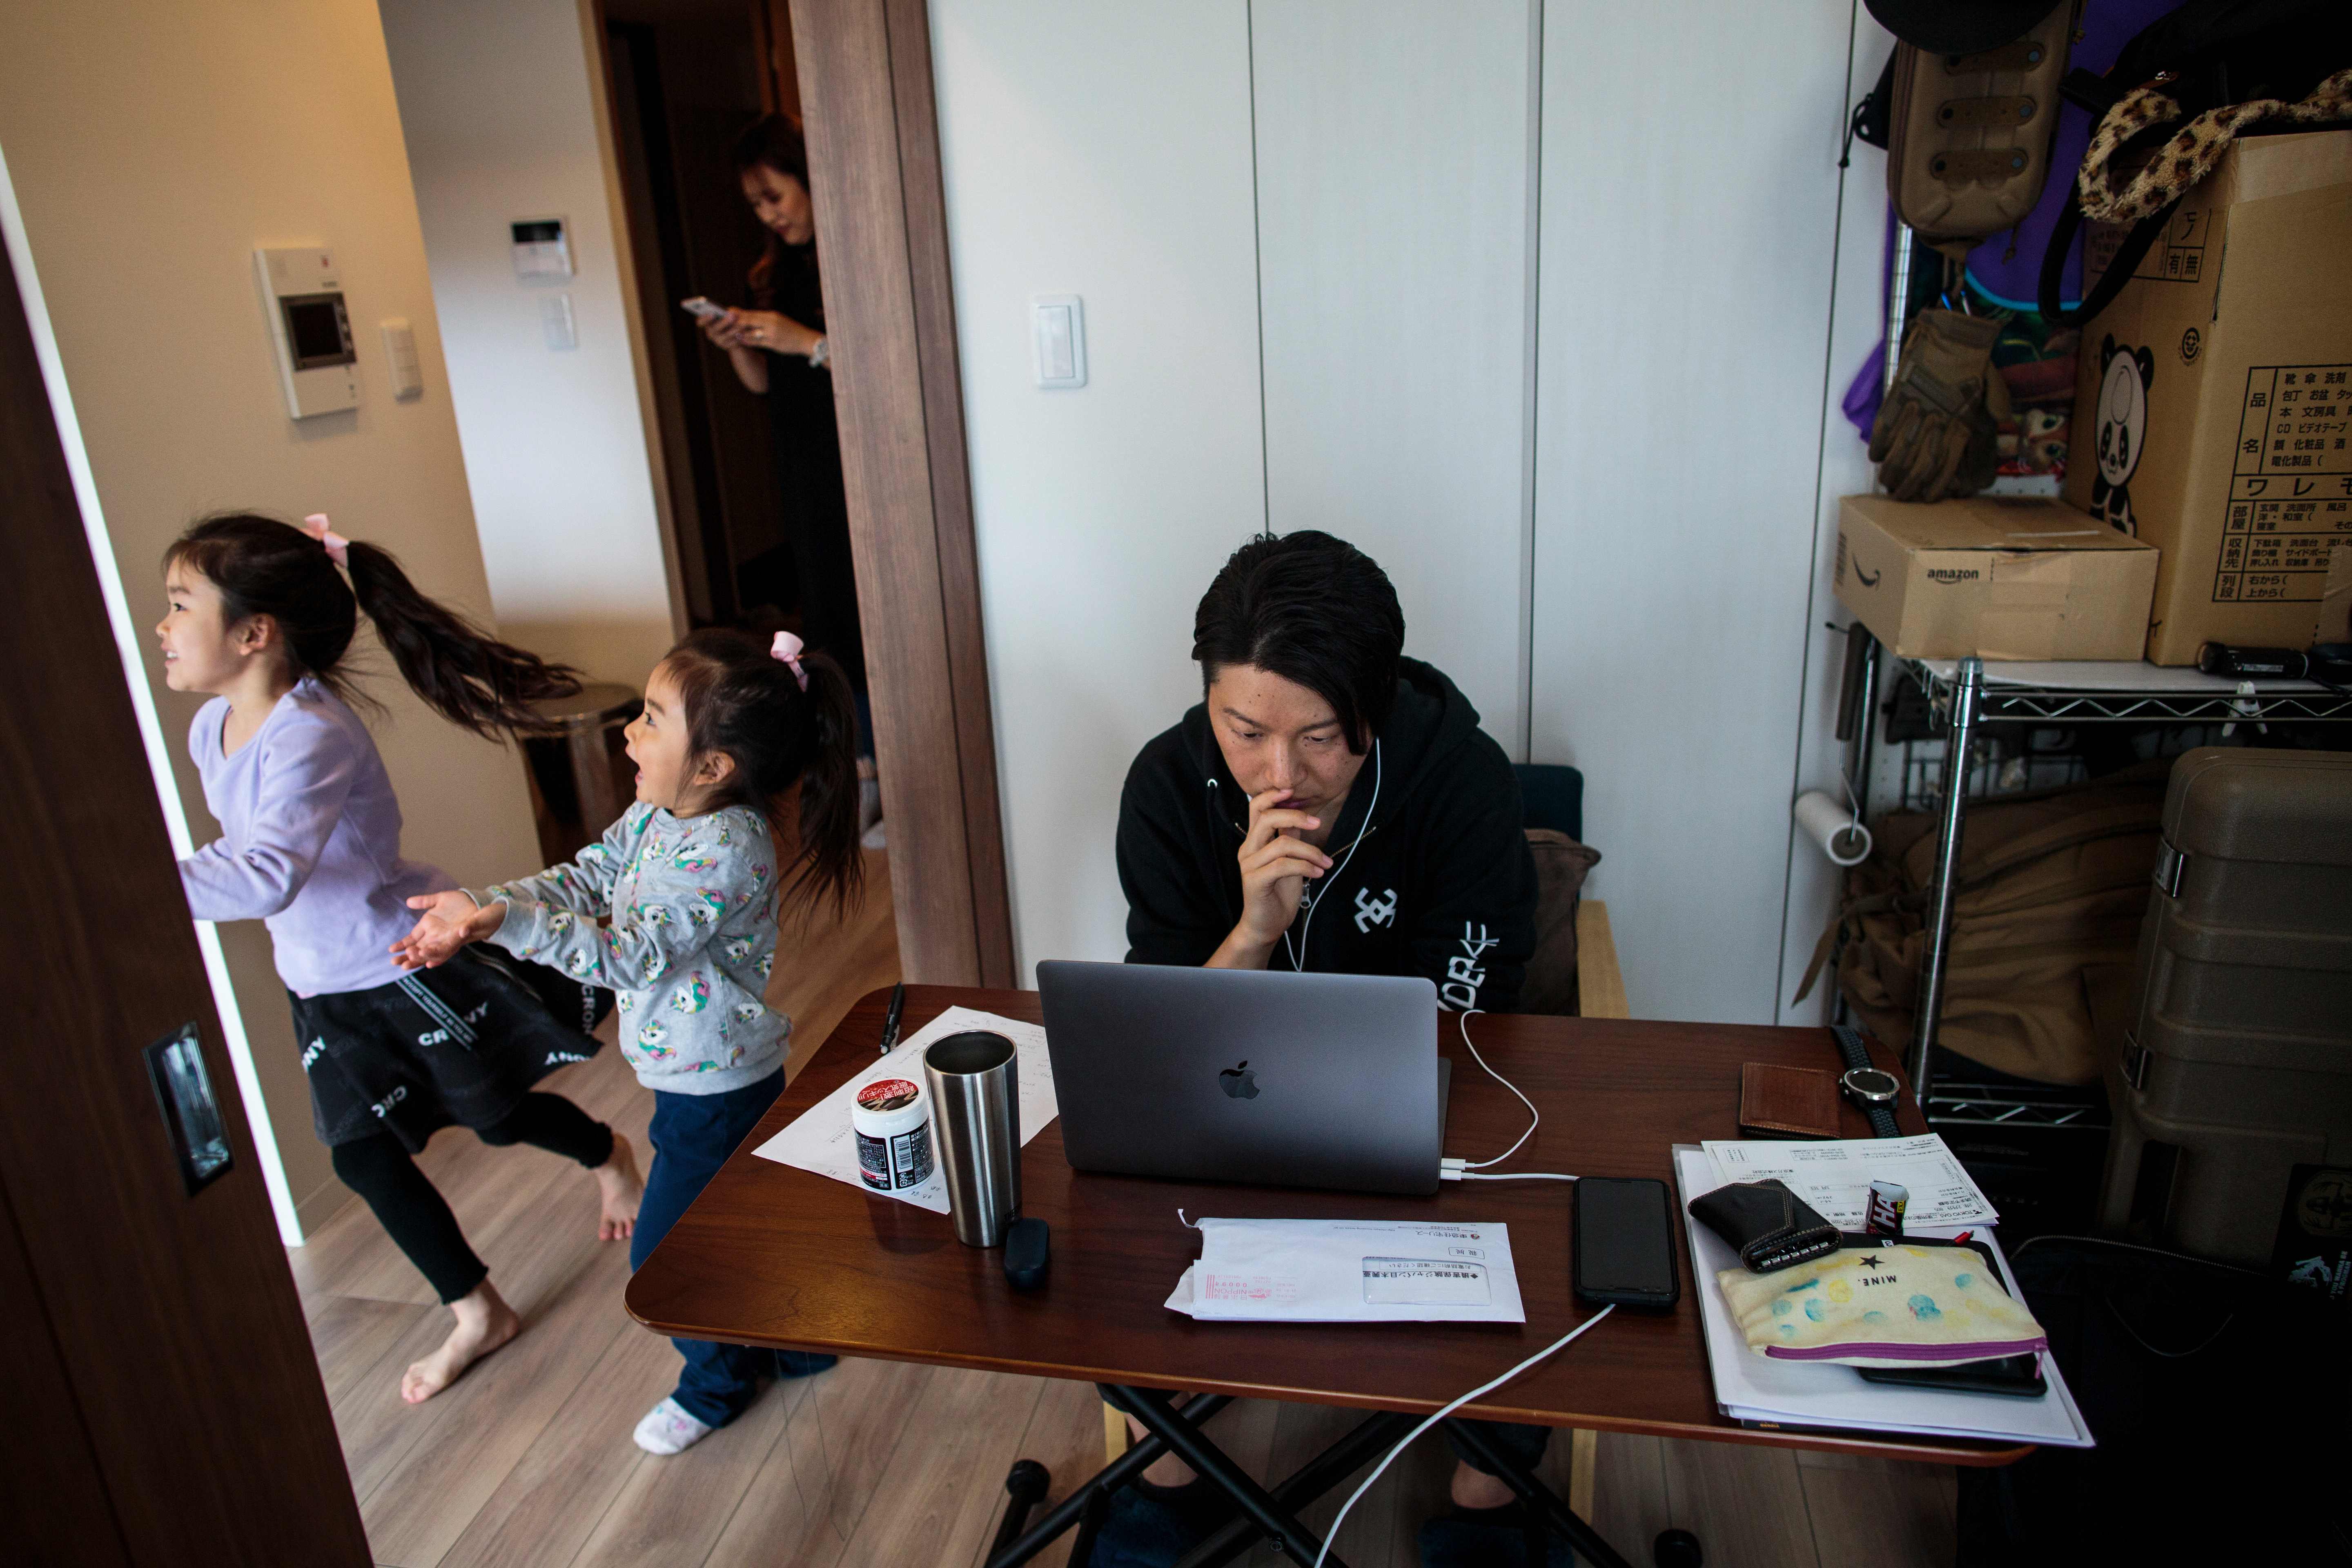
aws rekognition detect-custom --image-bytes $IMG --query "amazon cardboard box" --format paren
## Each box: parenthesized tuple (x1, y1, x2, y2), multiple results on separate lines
(1834, 494, 2157, 660)
(2062, 130, 2352, 664)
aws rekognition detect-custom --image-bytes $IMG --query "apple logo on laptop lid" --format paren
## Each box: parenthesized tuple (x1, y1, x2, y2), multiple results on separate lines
(1218, 1061, 1260, 1100)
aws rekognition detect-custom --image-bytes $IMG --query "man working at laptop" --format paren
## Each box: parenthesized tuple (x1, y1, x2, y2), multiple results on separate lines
(1107, 530, 1552, 1568)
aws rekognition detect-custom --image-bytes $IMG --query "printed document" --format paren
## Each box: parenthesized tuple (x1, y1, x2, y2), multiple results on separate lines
(1164, 1217, 1525, 1324)
(751, 1007, 1058, 1214)
(1701, 1133, 1999, 1230)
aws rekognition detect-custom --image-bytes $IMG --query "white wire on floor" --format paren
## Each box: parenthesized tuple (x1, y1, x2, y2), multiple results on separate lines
(1308, 1305, 1617, 1568)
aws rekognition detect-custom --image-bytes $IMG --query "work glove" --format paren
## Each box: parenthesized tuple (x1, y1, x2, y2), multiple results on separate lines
(1869, 309, 2010, 503)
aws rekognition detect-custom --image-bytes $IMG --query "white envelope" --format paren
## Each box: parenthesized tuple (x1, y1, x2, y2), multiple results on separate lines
(1164, 1217, 1526, 1324)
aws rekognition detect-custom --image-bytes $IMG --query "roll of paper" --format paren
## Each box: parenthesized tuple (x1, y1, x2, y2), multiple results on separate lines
(1794, 789, 1871, 867)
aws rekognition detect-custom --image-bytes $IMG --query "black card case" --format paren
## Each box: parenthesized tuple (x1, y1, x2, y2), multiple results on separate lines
(1686, 1178, 1842, 1273)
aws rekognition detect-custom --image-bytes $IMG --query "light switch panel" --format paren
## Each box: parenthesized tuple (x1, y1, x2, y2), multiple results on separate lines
(541, 294, 577, 351)
(1032, 294, 1085, 389)
(381, 318, 423, 400)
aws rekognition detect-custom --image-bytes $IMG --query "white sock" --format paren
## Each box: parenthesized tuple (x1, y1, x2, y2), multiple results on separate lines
(633, 1396, 713, 1456)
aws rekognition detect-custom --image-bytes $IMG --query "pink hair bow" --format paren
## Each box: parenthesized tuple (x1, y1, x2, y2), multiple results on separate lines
(771, 630, 809, 690)
(301, 513, 351, 568)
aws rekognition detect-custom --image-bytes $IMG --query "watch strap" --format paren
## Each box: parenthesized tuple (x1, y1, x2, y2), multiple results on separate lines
(1831, 1025, 1903, 1138)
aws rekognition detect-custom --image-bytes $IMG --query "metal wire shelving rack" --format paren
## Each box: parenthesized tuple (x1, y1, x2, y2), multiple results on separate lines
(1844, 653, 2352, 1129)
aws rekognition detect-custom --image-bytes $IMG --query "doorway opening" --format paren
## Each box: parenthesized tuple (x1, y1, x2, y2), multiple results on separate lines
(602, 0, 866, 714)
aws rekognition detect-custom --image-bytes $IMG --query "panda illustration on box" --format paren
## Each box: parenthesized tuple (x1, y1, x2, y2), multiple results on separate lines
(2089, 335, 2154, 536)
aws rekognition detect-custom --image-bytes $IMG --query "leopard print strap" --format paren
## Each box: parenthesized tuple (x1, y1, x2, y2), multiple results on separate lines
(2078, 67, 2352, 225)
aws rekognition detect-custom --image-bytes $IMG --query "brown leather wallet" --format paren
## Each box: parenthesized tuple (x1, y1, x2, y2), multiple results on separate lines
(1738, 1062, 1840, 1140)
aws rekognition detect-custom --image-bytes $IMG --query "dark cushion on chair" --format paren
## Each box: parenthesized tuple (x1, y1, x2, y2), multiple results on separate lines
(1514, 764, 1584, 842)
(1519, 828, 1601, 1016)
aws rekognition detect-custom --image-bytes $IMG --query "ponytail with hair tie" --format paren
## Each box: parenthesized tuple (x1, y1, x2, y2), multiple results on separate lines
(164, 512, 581, 739)
(664, 627, 864, 920)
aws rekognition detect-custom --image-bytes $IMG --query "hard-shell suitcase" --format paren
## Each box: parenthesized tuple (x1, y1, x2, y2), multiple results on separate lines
(2102, 748, 2352, 1269)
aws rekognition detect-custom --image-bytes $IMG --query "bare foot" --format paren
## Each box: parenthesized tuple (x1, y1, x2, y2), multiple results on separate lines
(401, 1281, 521, 1404)
(595, 1133, 644, 1242)
(1449, 1459, 1515, 1510)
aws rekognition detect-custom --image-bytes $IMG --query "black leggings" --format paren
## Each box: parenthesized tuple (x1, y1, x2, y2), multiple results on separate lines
(330, 1093, 615, 1304)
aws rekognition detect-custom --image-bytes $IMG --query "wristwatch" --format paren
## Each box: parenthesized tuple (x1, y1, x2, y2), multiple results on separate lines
(808, 335, 830, 370)
(1831, 1025, 1903, 1138)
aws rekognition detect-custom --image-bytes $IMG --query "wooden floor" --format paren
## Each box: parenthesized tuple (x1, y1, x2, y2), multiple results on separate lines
(292, 848, 1958, 1567)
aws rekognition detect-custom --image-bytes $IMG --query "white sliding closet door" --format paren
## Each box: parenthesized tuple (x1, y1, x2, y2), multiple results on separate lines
(1253, 0, 1539, 756)
(1529, 2, 1858, 1023)
(930, 1, 1268, 977)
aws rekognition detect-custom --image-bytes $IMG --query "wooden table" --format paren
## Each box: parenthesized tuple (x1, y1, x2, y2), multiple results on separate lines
(628, 987, 2028, 1562)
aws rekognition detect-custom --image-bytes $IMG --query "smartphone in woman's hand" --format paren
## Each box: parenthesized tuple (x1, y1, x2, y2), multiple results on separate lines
(680, 297, 730, 321)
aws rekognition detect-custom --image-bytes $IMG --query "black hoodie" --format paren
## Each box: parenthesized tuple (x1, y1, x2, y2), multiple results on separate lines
(1116, 657, 1537, 1011)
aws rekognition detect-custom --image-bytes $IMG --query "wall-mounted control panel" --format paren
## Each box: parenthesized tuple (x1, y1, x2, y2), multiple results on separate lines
(254, 247, 359, 419)
(511, 217, 573, 280)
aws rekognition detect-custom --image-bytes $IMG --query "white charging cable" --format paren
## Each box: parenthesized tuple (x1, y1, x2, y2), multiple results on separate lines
(1310, 1305, 1617, 1568)
(1439, 1009, 1576, 1183)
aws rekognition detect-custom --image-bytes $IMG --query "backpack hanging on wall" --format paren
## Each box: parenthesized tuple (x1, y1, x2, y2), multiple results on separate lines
(1884, 2, 2080, 255)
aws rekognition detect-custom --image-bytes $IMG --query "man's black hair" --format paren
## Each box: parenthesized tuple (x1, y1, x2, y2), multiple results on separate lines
(1191, 530, 1404, 754)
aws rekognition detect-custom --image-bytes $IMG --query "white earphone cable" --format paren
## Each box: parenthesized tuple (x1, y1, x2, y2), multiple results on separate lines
(1284, 739, 1381, 973)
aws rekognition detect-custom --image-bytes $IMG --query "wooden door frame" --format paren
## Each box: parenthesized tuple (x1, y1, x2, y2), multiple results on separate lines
(785, 0, 1014, 987)
(588, 0, 1013, 987)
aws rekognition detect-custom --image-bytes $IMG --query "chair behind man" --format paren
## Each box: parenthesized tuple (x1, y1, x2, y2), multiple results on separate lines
(1513, 764, 1624, 1020)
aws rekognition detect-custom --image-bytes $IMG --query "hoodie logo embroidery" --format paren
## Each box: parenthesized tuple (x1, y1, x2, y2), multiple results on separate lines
(1354, 887, 1398, 932)
(1440, 923, 1498, 1011)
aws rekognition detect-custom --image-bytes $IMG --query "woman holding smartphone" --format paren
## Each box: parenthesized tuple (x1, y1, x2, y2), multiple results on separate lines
(694, 114, 872, 797)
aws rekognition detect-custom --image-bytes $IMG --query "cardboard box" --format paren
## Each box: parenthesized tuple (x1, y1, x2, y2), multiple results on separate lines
(1834, 494, 2158, 660)
(2061, 131, 2352, 663)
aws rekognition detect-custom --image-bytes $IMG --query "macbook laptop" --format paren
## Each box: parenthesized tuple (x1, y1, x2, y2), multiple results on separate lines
(1036, 960, 1445, 1196)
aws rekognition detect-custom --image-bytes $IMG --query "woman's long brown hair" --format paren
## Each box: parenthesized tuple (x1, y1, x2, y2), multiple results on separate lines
(732, 111, 814, 311)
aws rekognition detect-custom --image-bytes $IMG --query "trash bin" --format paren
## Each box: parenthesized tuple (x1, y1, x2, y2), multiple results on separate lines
(521, 682, 641, 866)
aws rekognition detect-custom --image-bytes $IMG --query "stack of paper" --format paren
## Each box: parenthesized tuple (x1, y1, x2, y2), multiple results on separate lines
(1674, 1147, 2093, 1448)
(1701, 1133, 2000, 1231)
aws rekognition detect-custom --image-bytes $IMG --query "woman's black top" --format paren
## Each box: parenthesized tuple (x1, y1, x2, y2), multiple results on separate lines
(760, 241, 864, 691)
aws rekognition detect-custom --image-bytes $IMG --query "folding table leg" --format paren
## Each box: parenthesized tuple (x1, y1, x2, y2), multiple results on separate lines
(984, 1394, 1236, 1568)
(1107, 1385, 1346, 1567)
(1443, 1418, 1639, 1568)
(987, 1460, 1051, 1560)
(1174, 1410, 1420, 1568)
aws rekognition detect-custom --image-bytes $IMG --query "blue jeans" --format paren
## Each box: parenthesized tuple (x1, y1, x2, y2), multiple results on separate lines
(630, 1071, 829, 1426)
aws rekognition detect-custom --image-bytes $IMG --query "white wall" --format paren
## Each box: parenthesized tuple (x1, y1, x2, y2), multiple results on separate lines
(0, 0, 547, 1236)
(1252, 0, 1540, 756)
(1528, 0, 1860, 1023)
(935, 1, 1877, 1019)
(931, 0, 1270, 979)
(379, 0, 678, 686)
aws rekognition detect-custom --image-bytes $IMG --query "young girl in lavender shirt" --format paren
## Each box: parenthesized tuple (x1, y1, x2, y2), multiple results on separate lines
(396, 627, 864, 1455)
(160, 512, 643, 1404)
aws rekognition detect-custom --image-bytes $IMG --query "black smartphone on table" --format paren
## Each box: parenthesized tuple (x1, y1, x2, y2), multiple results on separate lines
(1572, 1176, 1681, 1312)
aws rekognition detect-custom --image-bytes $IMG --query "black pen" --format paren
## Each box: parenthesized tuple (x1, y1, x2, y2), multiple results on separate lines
(878, 982, 905, 1058)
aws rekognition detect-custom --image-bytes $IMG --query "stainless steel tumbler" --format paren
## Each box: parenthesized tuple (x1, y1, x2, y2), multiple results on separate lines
(923, 1030, 1020, 1246)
